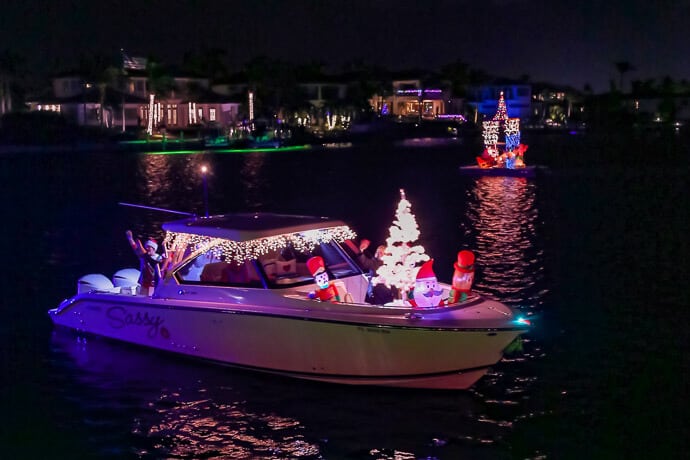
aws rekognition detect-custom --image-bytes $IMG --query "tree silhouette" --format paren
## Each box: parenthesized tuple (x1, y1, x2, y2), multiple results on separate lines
(0, 50, 24, 115)
(614, 61, 636, 92)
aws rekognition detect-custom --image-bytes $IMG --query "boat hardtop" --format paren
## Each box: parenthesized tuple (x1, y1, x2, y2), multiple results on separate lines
(162, 212, 349, 241)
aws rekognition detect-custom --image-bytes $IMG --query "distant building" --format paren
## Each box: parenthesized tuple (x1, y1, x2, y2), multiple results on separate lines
(467, 82, 532, 123)
(27, 63, 242, 132)
(369, 79, 460, 120)
(529, 84, 586, 128)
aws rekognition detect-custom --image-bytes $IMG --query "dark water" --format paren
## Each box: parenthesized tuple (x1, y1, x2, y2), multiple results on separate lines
(1, 131, 687, 459)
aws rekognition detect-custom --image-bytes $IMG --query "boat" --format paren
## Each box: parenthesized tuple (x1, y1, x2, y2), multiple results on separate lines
(49, 212, 530, 390)
(463, 91, 536, 177)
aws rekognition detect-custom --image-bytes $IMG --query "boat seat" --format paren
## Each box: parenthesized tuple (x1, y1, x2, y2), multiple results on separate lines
(200, 262, 231, 283)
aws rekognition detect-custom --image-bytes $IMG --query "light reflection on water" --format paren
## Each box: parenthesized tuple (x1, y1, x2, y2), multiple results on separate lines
(239, 152, 269, 209)
(462, 176, 545, 308)
(50, 328, 527, 459)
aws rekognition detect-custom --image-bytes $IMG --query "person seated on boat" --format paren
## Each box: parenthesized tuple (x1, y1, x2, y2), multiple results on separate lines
(344, 238, 393, 304)
(200, 255, 231, 283)
(125, 230, 167, 296)
(359, 241, 396, 305)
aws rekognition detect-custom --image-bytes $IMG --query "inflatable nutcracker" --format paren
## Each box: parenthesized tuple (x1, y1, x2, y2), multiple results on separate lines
(448, 250, 475, 303)
(306, 256, 341, 302)
(409, 259, 444, 308)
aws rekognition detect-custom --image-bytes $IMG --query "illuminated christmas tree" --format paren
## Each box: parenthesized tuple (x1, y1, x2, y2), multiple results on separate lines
(376, 189, 429, 298)
(492, 91, 508, 122)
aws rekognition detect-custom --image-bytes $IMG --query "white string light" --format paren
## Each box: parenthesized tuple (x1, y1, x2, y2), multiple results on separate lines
(163, 226, 357, 263)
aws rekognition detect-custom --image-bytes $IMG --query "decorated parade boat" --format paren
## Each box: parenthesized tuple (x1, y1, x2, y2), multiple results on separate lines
(460, 91, 536, 177)
(49, 204, 530, 390)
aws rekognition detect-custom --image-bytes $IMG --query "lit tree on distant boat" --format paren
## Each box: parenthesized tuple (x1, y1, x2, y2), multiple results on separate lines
(376, 189, 429, 299)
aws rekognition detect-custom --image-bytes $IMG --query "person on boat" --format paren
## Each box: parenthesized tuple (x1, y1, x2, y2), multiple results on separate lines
(344, 238, 394, 304)
(356, 239, 386, 274)
(448, 250, 475, 303)
(125, 230, 167, 295)
(306, 256, 341, 302)
(408, 259, 444, 308)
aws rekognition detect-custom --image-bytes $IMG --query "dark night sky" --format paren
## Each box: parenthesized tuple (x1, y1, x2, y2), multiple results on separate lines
(3, 0, 689, 92)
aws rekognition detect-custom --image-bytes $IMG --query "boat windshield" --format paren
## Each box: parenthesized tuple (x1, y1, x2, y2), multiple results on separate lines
(174, 241, 361, 288)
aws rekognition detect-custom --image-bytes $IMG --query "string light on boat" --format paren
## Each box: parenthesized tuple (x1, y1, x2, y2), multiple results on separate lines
(505, 118, 521, 151)
(482, 120, 500, 147)
(163, 226, 357, 263)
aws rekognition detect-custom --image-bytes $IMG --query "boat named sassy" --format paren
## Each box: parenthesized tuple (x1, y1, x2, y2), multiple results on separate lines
(49, 212, 530, 390)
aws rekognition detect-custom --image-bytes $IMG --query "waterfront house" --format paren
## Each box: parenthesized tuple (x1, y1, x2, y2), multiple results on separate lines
(27, 65, 242, 134)
(467, 81, 532, 123)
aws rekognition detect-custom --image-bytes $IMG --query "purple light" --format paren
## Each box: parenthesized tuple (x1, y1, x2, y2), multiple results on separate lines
(437, 114, 467, 122)
(396, 89, 443, 95)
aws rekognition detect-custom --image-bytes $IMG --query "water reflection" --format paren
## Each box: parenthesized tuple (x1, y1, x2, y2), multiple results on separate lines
(51, 331, 321, 459)
(136, 154, 211, 215)
(240, 152, 268, 210)
(463, 176, 544, 307)
(50, 331, 524, 459)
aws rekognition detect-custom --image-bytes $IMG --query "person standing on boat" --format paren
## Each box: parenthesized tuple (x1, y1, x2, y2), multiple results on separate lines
(125, 230, 166, 295)
(356, 239, 386, 274)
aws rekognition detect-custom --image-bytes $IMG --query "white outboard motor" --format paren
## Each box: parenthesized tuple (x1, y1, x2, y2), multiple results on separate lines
(113, 268, 140, 287)
(77, 274, 116, 294)
(113, 268, 141, 295)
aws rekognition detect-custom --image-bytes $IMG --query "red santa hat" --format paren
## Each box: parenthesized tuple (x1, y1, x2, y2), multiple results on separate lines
(454, 250, 475, 273)
(306, 256, 326, 277)
(416, 259, 436, 280)
(144, 240, 158, 251)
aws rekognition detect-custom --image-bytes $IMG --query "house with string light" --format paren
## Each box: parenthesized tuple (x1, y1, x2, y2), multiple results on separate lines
(26, 54, 243, 135)
(368, 78, 459, 121)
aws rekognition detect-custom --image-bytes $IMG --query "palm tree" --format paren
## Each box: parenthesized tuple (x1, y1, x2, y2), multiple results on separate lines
(0, 50, 24, 115)
(145, 58, 175, 134)
(614, 61, 636, 92)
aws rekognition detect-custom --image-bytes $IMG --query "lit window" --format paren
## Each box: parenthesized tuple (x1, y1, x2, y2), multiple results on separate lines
(209, 108, 216, 121)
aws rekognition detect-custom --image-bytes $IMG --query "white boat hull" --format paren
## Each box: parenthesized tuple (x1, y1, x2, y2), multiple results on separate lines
(49, 292, 524, 390)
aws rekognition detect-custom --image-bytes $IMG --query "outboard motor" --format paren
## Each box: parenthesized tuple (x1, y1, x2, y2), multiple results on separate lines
(113, 268, 140, 287)
(77, 274, 115, 294)
(113, 268, 141, 295)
